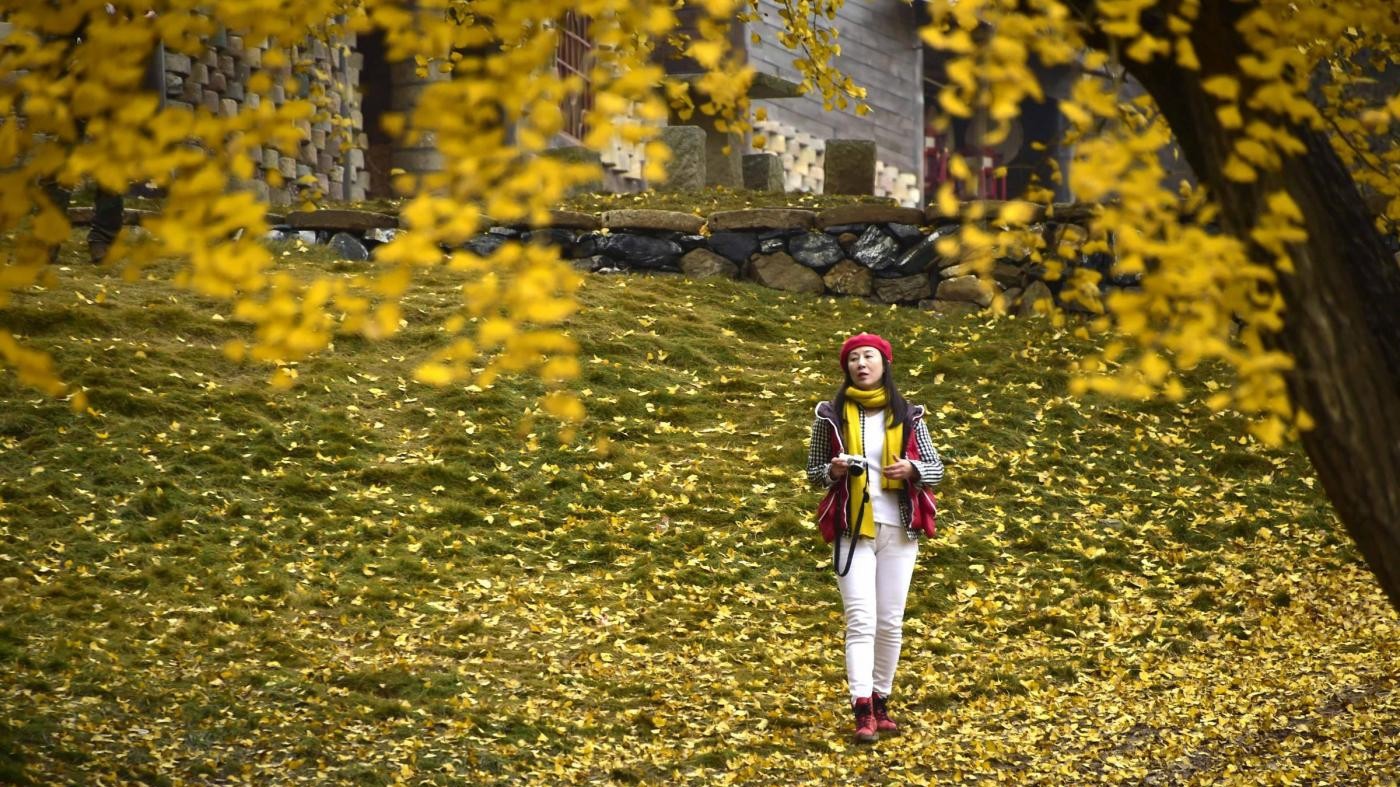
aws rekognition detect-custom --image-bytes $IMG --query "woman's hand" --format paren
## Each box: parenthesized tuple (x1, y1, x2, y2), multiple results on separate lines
(882, 459, 917, 481)
(829, 456, 849, 480)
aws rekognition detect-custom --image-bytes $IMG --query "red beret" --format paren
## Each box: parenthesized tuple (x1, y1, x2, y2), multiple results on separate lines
(840, 333, 892, 368)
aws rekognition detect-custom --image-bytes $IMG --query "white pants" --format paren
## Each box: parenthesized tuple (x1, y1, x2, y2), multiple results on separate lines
(836, 522, 919, 702)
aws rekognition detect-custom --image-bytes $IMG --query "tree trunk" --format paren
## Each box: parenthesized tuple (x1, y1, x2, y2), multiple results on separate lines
(1127, 3, 1400, 611)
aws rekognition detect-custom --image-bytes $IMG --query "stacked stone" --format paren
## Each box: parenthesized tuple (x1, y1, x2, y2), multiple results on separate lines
(875, 161, 921, 208)
(272, 201, 1123, 319)
(163, 28, 364, 206)
(754, 118, 920, 207)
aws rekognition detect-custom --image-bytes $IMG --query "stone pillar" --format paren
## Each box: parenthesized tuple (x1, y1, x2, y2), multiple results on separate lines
(823, 138, 877, 195)
(389, 59, 446, 183)
(669, 109, 742, 188)
(743, 153, 784, 193)
(657, 126, 707, 192)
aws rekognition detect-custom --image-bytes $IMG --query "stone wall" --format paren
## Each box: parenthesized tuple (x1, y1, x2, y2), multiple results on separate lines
(163, 29, 365, 205)
(273, 203, 1120, 319)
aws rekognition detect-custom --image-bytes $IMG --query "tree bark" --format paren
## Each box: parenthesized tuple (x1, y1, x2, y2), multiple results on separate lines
(1126, 1, 1400, 611)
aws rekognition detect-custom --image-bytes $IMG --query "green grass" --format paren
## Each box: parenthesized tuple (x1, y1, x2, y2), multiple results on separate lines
(0, 230, 1396, 784)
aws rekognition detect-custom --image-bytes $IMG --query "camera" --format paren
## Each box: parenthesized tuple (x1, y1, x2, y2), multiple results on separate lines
(835, 453, 872, 476)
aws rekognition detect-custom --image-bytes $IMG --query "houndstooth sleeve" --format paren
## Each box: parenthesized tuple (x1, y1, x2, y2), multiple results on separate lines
(807, 417, 836, 489)
(910, 418, 944, 488)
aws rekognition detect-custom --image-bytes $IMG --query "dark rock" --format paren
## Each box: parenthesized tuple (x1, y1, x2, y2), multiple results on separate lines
(883, 228, 949, 277)
(886, 222, 924, 245)
(488, 226, 522, 238)
(708, 231, 760, 264)
(328, 232, 370, 261)
(571, 255, 612, 273)
(789, 232, 846, 270)
(823, 223, 868, 235)
(590, 233, 683, 270)
(678, 234, 708, 252)
(850, 225, 902, 273)
(759, 236, 787, 254)
(993, 262, 1025, 289)
(837, 232, 859, 249)
(461, 234, 508, 257)
(523, 228, 577, 254)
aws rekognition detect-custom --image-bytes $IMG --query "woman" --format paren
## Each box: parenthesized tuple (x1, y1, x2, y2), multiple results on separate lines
(807, 333, 944, 743)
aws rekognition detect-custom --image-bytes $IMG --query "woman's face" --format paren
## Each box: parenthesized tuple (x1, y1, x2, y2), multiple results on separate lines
(846, 347, 885, 390)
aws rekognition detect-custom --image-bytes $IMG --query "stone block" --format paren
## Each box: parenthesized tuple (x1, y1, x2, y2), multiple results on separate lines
(218, 54, 236, 76)
(220, 98, 239, 118)
(287, 209, 399, 232)
(822, 259, 872, 297)
(746, 252, 825, 294)
(226, 81, 244, 101)
(936, 275, 998, 307)
(873, 274, 932, 304)
(164, 52, 192, 76)
(657, 126, 706, 192)
(680, 248, 738, 279)
(708, 208, 815, 232)
(742, 153, 784, 193)
(201, 91, 220, 113)
(823, 139, 876, 195)
(602, 209, 705, 234)
(816, 204, 925, 229)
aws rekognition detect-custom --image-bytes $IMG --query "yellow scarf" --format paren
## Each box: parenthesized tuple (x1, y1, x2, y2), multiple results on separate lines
(842, 385, 903, 538)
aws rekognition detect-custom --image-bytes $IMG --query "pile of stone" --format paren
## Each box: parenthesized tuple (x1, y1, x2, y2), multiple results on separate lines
(262, 202, 1131, 317)
(163, 32, 364, 205)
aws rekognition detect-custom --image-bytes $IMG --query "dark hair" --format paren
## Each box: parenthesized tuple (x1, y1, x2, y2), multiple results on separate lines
(830, 363, 910, 433)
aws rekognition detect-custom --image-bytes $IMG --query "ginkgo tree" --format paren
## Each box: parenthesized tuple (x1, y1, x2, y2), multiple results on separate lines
(2, 1, 1399, 608)
(910, 0, 1400, 611)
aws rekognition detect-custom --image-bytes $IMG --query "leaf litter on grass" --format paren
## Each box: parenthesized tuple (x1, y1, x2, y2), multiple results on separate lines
(0, 237, 1396, 784)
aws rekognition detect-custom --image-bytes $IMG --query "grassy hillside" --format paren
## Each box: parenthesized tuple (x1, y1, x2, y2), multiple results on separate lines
(1, 237, 1397, 784)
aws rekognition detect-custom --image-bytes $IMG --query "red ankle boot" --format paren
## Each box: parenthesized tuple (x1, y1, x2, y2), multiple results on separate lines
(872, 693, 899, 734)
(852, 696, 878, 743)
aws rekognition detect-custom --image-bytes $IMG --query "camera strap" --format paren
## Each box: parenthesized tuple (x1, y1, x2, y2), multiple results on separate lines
(833, 482, 868, 577)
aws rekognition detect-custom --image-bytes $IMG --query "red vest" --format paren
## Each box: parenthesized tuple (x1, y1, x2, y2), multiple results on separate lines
(814, 402, 938, 543)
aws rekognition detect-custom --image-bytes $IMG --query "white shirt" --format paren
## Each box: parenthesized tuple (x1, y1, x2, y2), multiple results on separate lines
(861, 409, 901, 526)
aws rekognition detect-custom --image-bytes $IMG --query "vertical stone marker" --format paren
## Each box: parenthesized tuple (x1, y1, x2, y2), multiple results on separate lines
(823, 139, 877, 195)
(743, 153, 785, 193)
(657, 126, 706, 192)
